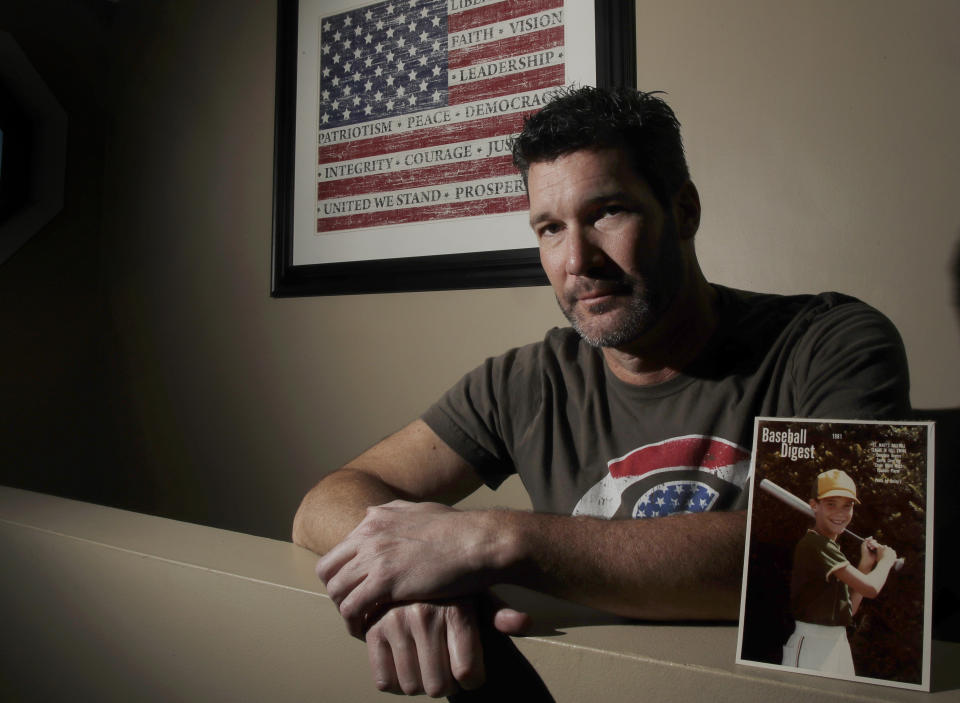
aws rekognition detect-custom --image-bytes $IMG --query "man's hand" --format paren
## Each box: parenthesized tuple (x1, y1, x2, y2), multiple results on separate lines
(363, 596, 531, 698)
(317, 500, 504, 637)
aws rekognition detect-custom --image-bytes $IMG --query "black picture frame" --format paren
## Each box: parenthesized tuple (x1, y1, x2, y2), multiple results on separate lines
(271, 0, 636, 297)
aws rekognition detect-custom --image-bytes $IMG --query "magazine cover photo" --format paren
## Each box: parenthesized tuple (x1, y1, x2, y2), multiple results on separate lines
(737, 418, 934, 690)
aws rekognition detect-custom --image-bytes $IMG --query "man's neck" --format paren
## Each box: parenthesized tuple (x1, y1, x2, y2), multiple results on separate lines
(602, 275, 719, 387)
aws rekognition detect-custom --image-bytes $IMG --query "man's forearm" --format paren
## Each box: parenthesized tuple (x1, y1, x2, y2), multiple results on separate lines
(292, 468, 403, 554)
(321, 503, 746, 626)
(492, 508, 745, 620)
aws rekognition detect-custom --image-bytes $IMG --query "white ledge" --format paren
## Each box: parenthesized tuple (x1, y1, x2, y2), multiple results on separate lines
(1, 486, 956, 702)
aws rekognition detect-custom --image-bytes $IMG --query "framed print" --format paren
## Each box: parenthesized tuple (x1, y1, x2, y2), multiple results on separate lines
(272, 0, 637, 296)
(737, 418, 935, 691)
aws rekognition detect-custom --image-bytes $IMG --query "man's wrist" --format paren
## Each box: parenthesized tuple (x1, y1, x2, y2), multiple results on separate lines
(470, 509, 530, 586)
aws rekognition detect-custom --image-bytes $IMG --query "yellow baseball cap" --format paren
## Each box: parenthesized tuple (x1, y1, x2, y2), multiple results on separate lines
(816, 469, 860, 503)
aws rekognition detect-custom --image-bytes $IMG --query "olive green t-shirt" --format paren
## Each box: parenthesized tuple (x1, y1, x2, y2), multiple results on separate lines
(790, 530, 853, 626)
(422, 286, 909, 517)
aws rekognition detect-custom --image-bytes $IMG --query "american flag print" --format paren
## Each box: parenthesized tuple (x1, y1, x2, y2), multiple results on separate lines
(572, 435, 752, 520)
(315, 0, 566, 234)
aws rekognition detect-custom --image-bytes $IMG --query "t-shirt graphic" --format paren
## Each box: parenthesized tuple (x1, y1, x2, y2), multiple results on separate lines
(572, 435, 751, 519)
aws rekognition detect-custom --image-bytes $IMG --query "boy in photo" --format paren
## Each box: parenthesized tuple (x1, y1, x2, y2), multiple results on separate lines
(781, 469, 899, 674)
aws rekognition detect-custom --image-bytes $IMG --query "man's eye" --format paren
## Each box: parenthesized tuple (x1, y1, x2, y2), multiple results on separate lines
(537, 223, 562, 237)
(594, 205, 627, 223)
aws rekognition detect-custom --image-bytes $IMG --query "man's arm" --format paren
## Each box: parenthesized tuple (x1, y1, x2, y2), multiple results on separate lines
(293, 420, 526, 697)
(292, 419, 486, 553)
(319, 494, 745, 638)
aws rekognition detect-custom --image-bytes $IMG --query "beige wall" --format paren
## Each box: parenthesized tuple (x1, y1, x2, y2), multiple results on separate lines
(1, 0, 957, 540)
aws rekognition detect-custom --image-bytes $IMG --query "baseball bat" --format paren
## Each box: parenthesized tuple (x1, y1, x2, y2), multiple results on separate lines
(758, 478, 904, 571)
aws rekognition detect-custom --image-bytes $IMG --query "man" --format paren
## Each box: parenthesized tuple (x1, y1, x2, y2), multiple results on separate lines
(292, 87, 909, 697)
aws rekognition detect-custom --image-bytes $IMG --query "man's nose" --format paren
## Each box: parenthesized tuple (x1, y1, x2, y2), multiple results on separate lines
(564, 226, 605, 275)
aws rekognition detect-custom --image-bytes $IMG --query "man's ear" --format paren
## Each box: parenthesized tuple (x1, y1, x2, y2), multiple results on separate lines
(673, 180, 701, 241)
(808, 499, 819, 511)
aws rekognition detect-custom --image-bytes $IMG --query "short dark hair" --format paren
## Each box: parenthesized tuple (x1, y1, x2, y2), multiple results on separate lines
(511, 86, 690, 208)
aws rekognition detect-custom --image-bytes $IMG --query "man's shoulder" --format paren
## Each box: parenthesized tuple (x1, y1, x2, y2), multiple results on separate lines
(717, 285, 899, 342)
(717, 285, 874, 317)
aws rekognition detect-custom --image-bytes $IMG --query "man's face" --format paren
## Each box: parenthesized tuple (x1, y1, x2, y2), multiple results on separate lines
(810, 496, 855, 540)
(526, 148, 685, 348)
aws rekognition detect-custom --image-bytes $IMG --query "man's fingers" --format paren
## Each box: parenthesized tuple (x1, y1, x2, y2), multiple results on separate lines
(492, 606, 532, 636)
(338, 577, 388, 638)
(445, 601, 485, 690)
(315, 539, 357, 585)
(366, 630, 400, 694)
(410, 603, 457, 698)
(480, 590, 533, 635)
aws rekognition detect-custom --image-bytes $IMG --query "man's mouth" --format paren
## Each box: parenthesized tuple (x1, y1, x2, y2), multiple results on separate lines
(572, 284, 628, 304)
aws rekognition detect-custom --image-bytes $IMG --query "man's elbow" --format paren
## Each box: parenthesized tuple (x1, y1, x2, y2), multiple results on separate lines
(291, 498, 315, 550)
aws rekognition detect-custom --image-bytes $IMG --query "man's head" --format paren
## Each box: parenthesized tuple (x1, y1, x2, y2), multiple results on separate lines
(515, 87, 703, 350)
(512, 86, 690, 211)
(808, 470, 860, 540)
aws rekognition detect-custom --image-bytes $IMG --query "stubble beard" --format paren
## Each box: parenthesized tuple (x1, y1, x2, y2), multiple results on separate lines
(560, 218, 684, 349)
(559, 281, 654, 348)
